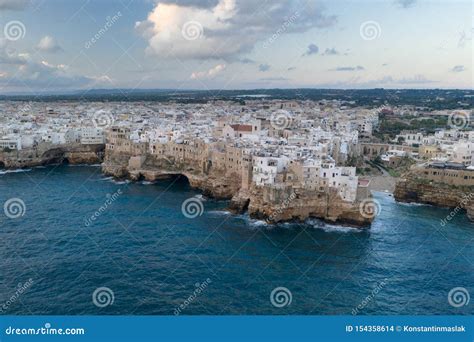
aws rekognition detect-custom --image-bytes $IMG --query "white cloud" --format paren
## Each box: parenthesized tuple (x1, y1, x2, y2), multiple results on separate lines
(191, 64, 226, 79)
(137, 0, 336, 60)
(0, 0, 29, 10)
(451, 65, 465, 73)
(36, 36, 62, 53)
(303, 43, 319, 56)
(394, 0, 416, 8)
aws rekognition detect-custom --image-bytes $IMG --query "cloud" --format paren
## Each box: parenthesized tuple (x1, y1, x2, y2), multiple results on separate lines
(258, 63, 270, 72)
(259, 77, 289, 81)
(190, 64, 226, 79)
(303, 43, 319, 56)
(322, 47, 339, 55)
(381, 74, 435, 84)
(450, 65, 465, 73)
(36, 36, 63, 53)
(0, 39, 29, 65)
(329, 65, 364, 71)
(0, 38, 108, 91)
(0, 0, 29, 10)
(136, 0, 336, 60)
(312, 74, 436, 88)
(238, 57, 256, 64)
(394, 0, 416, 8)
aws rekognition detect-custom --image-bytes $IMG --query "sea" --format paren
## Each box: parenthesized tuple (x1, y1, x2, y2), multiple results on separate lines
(0, 165, 472, 315)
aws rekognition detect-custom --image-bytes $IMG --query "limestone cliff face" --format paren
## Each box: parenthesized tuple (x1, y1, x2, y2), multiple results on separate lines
(103, 150, 373, 227)
(102, 152, 241, 200)
(0, 144, 104, 169)
(231, 186, 372, 227)
(394, 172, 474, 221)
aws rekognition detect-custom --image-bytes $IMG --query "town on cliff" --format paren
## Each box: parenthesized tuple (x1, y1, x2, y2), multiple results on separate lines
(0, 98, 473, 226)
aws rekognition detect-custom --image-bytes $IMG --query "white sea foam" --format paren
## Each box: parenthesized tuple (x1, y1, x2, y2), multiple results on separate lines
(0, 168, 32, 175)
(208, 210, 231, 216)
(68, 163, 101, 167)
(99, 176, 114, 181)
(306, 219, 362, 233)
(250, 219, 268, 227)
(141, 181, 155, 185)
(112, 180, 130, 185)
(397, 202, 432, 207)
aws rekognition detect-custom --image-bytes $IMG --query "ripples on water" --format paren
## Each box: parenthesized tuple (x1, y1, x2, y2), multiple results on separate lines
(0, 166, 472, 315)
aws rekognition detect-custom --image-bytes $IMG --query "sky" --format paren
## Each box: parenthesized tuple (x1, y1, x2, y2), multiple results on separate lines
(0, 0, 472, 93)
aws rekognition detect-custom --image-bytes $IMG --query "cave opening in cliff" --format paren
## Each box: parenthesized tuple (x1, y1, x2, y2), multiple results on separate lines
(0, 161, 4, 169)
(169, 174, 190, 186)
(62, 157, 70, 165)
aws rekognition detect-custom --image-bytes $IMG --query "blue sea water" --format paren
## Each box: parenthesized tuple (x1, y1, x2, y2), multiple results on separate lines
(0, 165, 472, 315)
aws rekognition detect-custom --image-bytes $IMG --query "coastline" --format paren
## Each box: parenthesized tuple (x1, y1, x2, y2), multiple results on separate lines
(368, 175, 396, 193)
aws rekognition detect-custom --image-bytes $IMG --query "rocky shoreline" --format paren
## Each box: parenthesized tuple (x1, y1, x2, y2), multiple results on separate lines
(1, 144, 375, 227)
(394, 171, 474, 222)
(0, 143, 104, 169)
(101, 152, 374, 227)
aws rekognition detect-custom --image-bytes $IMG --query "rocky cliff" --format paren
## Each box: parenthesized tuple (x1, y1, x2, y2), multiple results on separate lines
(394, 172, 474, 222)
(230, 186, 372, 227)
(103, 151, 373, 227)
(102, 152, 241, 199)
(0, 144, 104, 169)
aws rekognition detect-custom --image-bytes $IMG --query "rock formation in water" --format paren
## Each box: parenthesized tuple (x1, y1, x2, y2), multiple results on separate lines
(102, 149, 374, 227)
(394, 166, 474, 222)
(0, 143, 104, 169)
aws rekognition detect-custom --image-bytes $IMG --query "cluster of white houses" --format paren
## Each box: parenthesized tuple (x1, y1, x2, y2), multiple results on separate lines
(2, 99, 473, 196)
(106, 109, 364, 203)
